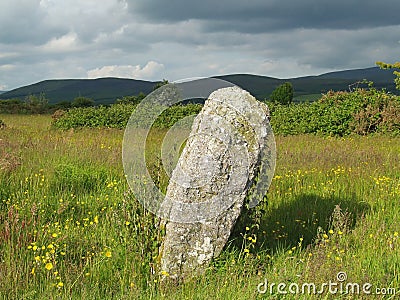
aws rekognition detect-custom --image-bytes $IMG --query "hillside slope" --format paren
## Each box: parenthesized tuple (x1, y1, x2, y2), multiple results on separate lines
(1, 67, 397, 104)
(1, 78, 156, 105)
(218, 67, 397, 101)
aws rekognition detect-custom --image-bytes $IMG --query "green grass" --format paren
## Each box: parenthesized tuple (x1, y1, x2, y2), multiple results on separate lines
(0, 115, 399, 299)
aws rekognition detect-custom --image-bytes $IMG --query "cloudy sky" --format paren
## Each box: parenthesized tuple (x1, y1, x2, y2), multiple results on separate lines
(1, 0, 399, 90)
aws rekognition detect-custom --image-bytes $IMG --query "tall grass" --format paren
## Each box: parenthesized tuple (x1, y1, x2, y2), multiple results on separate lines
(0, 115, 399, 299)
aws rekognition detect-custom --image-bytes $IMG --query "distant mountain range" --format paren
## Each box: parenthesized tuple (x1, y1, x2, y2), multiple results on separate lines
(0, 78, 156, 105)
(217, 67, 397, 101)
(0, 67, 397, 104)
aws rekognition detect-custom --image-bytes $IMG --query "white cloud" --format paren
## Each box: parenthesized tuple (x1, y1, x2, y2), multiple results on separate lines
(41, 32, 79, 52)
(0, 64, 16, 71)
(87, 61, 165, 80)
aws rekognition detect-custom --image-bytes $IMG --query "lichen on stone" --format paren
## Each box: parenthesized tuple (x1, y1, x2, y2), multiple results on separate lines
(159, 86, 273, 282)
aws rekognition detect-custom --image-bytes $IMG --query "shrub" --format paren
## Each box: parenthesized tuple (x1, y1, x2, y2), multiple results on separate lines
(72, 96, 95, 108)
(24, 93, 49, 114)
(52, 104, 135, 129)
(269, 87, 400, 136)
(153, 104, 202, 128)
(52, 87, 400, 136)
(0, 99, 28, 114)
(115, 93, 146, 105)
(349, 89, 400, 135)
(52, 103, 202, 130)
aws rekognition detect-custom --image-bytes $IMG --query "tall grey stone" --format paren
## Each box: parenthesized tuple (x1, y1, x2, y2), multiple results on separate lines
(159, 86, 273, 281)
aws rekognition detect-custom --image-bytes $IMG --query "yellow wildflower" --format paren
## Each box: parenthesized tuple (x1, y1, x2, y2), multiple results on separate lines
(45, 262, 53, 270)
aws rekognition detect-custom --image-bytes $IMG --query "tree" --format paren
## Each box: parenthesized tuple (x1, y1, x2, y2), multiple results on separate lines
(376, 61, 400, 90)
(270, 82, 293, 105)
(25, 93, 49, 113)
(153, 79, 169, 91)
(72, 96, 95, 107)
(115, 92, 146, 105)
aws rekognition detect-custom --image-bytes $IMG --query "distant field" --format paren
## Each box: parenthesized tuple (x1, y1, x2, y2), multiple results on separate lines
(0, 115, 399, 299)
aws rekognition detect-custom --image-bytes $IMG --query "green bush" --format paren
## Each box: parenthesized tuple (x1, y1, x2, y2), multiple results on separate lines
(52, 104, 136, 129)
(269, 87, 400, 136)
(52, 87, 400, 136)
(0, 97, 58, 114)
(52, 103, 202, 130)
(153, 104, 202, 128)
(0, 99, 29, 114)
(71, 96, 95, 108)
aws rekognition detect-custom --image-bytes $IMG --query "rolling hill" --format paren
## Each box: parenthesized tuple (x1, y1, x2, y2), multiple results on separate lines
(217, 67, 397, 101)
(0, 67, 397, 104)
(0, 78, 157, 105)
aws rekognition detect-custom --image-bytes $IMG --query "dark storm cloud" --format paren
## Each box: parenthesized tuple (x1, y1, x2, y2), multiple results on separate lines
(127, 0, 400, 32)
(0, 0, 67, 45)
(1, 0, 399, 90)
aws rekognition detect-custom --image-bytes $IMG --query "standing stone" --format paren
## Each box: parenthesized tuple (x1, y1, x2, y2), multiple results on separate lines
(159, 86, 272, 281)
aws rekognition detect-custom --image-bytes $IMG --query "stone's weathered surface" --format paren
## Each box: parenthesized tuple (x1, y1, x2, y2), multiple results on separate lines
(160, 86, 272, 281)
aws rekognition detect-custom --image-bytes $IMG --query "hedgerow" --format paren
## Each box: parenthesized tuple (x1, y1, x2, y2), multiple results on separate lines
(52, 103, 202, 130)
(269, 87, 400, 136)
(52, 87, 400, 136)
(52, 104, 135, 129)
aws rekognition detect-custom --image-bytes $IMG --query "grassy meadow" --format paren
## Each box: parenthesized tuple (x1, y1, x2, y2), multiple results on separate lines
(0, 114, 399, 299)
